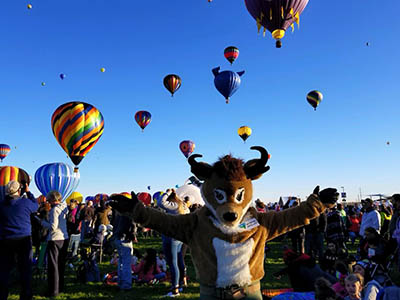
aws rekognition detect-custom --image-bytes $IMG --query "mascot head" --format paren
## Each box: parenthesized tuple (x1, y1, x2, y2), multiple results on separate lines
(188, 146, 270, 227)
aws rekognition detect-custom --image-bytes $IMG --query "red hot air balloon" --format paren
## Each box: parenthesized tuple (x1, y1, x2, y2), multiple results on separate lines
(0, 144, 11, 162)
(163, 74, 182, 97)
(224, 46, 239, 65)
(135, 111, 152, 131)
(138, 192, 151, 206)
(180, 140, 195, 158)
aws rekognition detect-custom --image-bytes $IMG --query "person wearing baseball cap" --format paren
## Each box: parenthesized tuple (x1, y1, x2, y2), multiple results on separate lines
(0, 180, 38, 300)
(359, 198, 381, 238)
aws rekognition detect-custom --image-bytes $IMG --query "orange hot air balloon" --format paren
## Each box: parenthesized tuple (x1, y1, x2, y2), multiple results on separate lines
(0, 166, 30, 200)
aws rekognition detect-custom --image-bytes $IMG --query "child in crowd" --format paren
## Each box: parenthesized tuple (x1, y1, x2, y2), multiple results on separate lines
(133, 248, 166, 284)
(110, 251, 118, 266)
(131, 248, 142, 269)
(320, 242, 339, 275)
(157, 251, 167, 273)
(344, 273, 364, 300)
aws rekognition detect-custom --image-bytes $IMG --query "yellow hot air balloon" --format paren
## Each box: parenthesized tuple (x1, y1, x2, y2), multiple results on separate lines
(27, 4, 32, 9)
(66, 191, 83, 205)
(238, 126, 252, 142)
(100, 67, 105, 73)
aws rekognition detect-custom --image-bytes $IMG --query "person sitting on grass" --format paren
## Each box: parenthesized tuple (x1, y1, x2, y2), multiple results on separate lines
(132, 248, 166, 284)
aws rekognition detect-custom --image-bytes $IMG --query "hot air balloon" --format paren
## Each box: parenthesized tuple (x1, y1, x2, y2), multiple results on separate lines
(0, 166, 30, 201)
(66, 191, 83, 205)
(153, 191, 164, 204)
(224, 46, 239, 65)
(212, 67, 244, 104)
(137, 192, 151, 206)
(35, 163, 80, 202)
(120, 192, 132, 199)
(85, 196, 95, 203)
(238, 126, 252, 142)
(134, 111, 151, 131)
(387, 141, 390, 146)
(51, 101, 104, 171)
(179, 140, 195, 158)
(306, 90, 323, 111)
(100, 67, 106, 73)
(95, 193, 108, 205)
(27, 4, 32, 9)
(176, 182, 204, 206)
(59, 73, 66, 80)
(244, 0, 309, 48)
(163, 74, 181, 97)
(41, 82, 46, 86)
(0, 144, 11, 162)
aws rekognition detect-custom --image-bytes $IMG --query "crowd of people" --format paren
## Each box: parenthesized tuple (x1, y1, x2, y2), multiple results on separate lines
(0, 180, 399, 300)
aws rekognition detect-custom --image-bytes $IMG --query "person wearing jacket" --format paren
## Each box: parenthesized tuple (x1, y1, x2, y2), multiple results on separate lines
(0, 180, 38, 300)
(359, 199, 381, 238)
(41, 191, 69, 297)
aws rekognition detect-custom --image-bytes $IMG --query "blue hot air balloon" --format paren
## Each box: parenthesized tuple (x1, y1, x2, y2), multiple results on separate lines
(34, 162, 80, 202)
(59, 73, 66, 80)
(212, 67, 245, 104)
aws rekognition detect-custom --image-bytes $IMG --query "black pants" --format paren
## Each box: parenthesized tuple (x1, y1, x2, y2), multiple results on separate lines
(0, 236, 33, 300)
(47, 239, 68, 296)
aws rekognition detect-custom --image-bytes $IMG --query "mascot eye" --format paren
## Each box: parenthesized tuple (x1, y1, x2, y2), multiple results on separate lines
(234, 188, 245, 203)
(214, 189, 227, 204)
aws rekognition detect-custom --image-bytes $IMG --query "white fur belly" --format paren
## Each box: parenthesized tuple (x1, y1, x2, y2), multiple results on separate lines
(212, 237, 254, 288)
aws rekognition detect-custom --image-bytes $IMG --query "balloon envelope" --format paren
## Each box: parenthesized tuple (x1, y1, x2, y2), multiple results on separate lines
(244, 0, 309, 47)
(153, 191, 164, 204)
(34, 162, 80, 202)
(134, 111, 151, 131)
(100, 68, 106, 72)
(176, 182, 204, 206)
(85, 196, 95, 203)
(306, 90, 323, 110)
(95, 193, 108, 205)
(212, 67, 244, 104)
(163, 74, 182, 97)
(238, 126, 252, 142)
(51, 101, 104, 168)
(60, 73, 66, 80)
(137, 192, 151, 206)
(0, 166, 30, 201)
(224, 46, 239, 65)
(0, 144, 11, 162)
(179, 140, 195, 158)
(66, 191, 83, 205)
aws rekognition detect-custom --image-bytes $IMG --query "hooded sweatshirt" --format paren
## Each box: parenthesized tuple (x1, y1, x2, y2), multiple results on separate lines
(0, 192, 38, 239)
(42, 202, 69, 241)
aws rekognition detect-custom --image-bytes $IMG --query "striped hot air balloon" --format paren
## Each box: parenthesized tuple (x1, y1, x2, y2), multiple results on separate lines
(0, 166, 30, 200)
(95, 193, 108, 205)
(163, 74, 182, 97)
(0, 144, 11, 162)
(134, 111, 151, 131)
(306, 90, 323, 111)
(224, 46, 240, 65)
(51, 101, 104, 171)
(34, 162, 80, 202)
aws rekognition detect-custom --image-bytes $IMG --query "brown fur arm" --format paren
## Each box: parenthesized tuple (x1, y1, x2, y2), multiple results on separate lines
(127, 202, 197, 244)
(258, 194, 328, 241)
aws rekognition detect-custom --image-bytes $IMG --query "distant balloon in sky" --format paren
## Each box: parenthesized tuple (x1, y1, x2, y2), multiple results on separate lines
(0, 144, 11, 162)
(366, 42, 370, 47)
(212, 67, 244, 104)
(41, 82, 46, 86)
(224, 46, 239, 65)
(51, 101, 104, 171)
(27, 4, 32, 9)
(180, 140, 195, 158)
(244, 0, 309, 48)
(306, 90, 323, 111)
(163, 74, 181, 97)
(387, 141, 390, 146)
(147, 186, 151, 190)
(238, 126, 252, 143)
(100, 67, 106, 73)
(35, 162, 80, 202)
(60, 73, 66, 80)
(134, 111, 151, 131)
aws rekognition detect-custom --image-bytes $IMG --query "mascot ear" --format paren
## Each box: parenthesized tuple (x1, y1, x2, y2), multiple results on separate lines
(243, 146, 270, 180)
(188, 154, 213, 181)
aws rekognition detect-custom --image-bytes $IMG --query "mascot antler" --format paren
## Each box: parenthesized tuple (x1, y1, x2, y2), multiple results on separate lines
(243, 146, 270, 180)
(188, 154, 213, 180)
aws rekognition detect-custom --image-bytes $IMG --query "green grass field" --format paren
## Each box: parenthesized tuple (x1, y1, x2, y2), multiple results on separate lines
(7, 236, 400, 299)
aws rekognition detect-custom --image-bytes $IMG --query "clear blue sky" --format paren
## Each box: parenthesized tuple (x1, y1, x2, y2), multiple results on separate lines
(1, 0, 399, 203)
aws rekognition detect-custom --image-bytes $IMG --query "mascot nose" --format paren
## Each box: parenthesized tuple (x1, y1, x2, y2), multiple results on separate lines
(223, 212, 238, 222)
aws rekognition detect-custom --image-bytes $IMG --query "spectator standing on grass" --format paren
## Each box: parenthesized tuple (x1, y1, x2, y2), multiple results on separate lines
(67, 199, 80, 257)
(326, 205, 347, 249)
(79, 200, 95, 241)
(359, 199, 381, 238)
(40, 191, 69, 298)
(305, 212, 327, 260)
(0, 181, 38, 300)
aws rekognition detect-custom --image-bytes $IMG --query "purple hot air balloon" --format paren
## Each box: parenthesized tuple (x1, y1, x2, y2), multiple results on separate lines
(179, 140, 195, 158)
(0, 144, 11, 162)
(244, 0, 309, 48)
(212, 67, 245, 104)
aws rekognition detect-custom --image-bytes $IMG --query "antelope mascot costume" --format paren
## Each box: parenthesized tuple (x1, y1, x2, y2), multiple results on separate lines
(110, 146, 338, 300)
